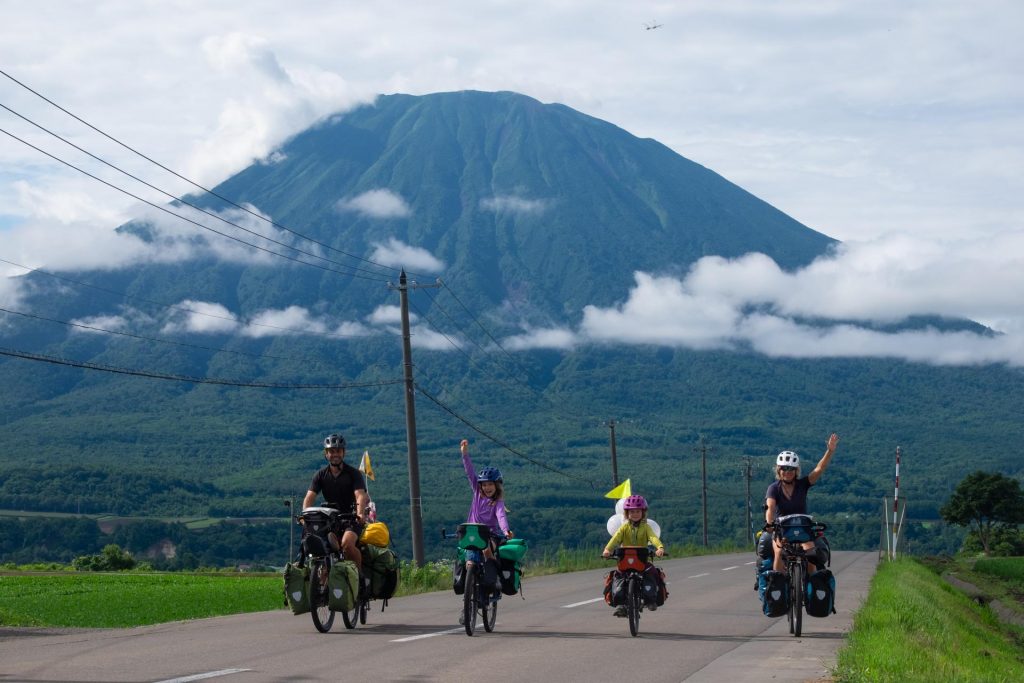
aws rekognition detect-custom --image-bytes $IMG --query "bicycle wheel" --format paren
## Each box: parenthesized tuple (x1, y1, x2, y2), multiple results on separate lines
(463, 563, 478, 636)
(359, 597, 369, 625)
(482, 589, 498, 632)
(790, 562, 804, 637)
(309, 558, 335, 633)
(627, 576, 641, 637)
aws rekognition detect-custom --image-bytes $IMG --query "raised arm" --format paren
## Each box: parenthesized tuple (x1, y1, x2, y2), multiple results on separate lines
(461, 439, 479, 492)
(807, 433, 839, 485)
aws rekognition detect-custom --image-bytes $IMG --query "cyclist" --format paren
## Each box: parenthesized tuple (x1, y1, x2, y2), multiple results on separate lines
(603, 494, 665, 616)
(765, 433, 839, 573)
(460, 439, 512, 555)
(303, 433, 370, 573)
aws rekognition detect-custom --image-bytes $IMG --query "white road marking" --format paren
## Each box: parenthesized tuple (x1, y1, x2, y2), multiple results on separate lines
(155, 670, 251, 683)
(744, 561, 755, 565)
(722, 566, 739, 571)
(687, 573, 709, 578)
(562, 597, 605, 608)
(391, 626, 469, 642)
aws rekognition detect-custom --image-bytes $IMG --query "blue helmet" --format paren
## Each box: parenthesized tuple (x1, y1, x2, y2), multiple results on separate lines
(477, 466, 503, 483)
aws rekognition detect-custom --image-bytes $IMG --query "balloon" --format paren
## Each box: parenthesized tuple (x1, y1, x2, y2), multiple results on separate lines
(607, 514, 624, 537)
(647, 519, 661, 538)
(615, 497, 625, 516)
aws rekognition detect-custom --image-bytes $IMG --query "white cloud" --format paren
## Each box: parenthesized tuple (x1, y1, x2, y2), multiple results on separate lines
(369, 238, 444, 273)
(367, 304, 410, 326)
(161, 301, 240, 335)
(68, 313, 133, 334)
(337, 190, 411, 219)
(241, 306, 330, 338)
(480, 196, 548, 215)
(501, 326, 576, 351)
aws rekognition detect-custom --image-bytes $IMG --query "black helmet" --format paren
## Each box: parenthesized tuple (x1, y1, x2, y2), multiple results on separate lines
(323, 433, 346, 449)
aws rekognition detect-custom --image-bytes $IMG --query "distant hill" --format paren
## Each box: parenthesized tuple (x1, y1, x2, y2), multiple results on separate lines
(1, 91, 1017, 563)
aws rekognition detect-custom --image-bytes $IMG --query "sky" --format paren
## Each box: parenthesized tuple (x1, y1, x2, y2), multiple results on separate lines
(1, 0, 1022, 365)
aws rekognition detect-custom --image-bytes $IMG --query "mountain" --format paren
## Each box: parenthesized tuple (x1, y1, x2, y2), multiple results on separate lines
(1, 91, 1018, 563)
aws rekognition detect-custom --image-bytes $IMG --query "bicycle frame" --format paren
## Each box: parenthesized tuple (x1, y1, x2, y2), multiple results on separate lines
(609, 546, 654, 637)
(771, 517, 827, 637)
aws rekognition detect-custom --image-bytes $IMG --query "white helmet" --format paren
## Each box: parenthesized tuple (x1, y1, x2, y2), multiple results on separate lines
(776, 451, 800, 468)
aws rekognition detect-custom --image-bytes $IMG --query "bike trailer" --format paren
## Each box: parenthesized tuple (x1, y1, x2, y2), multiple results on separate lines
(456, 523, 490, 551)
(805, 569, 836, 617)
(327, 559, 359, 612)
(284, 562, 310, 615)
(761, 570, 789, 617)
(777, 514, 815, 543)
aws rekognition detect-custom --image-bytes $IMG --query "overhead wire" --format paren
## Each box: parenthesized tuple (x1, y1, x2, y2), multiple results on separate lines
(0, 101, 395, 281)
(0, 347, 404, 390)
(0, 68, 427, 279)
(0, 258, 377, 339)
(0, 126, 391, 282)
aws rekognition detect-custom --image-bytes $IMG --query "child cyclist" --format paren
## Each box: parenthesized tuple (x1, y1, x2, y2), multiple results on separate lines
(460, 439, 512, 586)
(603, 495, 665, 616)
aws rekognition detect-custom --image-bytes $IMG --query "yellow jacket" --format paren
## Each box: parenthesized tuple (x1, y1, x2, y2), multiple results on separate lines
(605, 520, 663, 552)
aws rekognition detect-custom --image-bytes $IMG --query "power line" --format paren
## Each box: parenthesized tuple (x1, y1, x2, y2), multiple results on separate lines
(0, 68, 426, 279)
(0, 101, 395, 280)
(0, 126, 390, 282)
(0, 346, 404, 390)
(414, 383, 598, 488)
(0, 257, 378, 339)
(0, 305, 370, 366)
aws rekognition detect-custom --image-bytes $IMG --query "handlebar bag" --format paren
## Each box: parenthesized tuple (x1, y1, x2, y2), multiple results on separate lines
(778, 514, 815, 543)
(457, 523, 490, 551)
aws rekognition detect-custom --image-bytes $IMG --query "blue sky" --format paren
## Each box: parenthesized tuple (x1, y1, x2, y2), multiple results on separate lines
(1, 1, 1022, 364)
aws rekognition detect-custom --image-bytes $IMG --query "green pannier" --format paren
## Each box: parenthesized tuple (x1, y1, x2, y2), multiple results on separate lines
(364, 544, 400, 600)
(497, 538, 527, 563)
(283, 562, 310, 615)
(327, 559, 359, 612)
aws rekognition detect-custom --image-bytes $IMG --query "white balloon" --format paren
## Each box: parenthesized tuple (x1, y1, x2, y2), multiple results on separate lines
(647, 519, 661, 538)
(607, 514, 624, 537)
(614, 497, 625, 516)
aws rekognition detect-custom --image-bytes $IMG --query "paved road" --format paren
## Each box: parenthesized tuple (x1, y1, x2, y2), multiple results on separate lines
(0, 551, 875, 682)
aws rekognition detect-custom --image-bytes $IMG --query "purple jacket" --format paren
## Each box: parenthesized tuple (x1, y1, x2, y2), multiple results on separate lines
(463, 450, 509, 538)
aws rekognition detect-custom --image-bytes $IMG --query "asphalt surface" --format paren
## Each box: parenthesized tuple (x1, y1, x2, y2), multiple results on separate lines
(0, 550, 875, 683)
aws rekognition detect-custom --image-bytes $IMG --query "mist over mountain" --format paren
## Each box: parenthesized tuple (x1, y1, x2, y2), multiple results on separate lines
(2, 90, 1019, 562)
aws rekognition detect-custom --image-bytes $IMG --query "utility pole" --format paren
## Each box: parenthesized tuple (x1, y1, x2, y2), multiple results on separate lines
(388, 270, 440, 567)
(741, 456, 755, 547)
(693, 435, 714, 547)
(607, 419, 619, 486)
(283, 497, 294, 564)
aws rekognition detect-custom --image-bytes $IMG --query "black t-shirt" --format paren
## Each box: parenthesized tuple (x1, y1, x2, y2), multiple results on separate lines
(308, 463, 366, 512)
(766, 476, 813, 517)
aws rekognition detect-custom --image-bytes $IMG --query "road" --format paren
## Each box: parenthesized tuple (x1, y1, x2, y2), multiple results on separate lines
(0, 551, 875, 683)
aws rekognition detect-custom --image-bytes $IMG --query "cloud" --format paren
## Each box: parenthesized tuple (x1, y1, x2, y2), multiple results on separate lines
(480, 196, 549, 215)
(161, 301, 240, 335)
(367, 304, 411, 326)
(337, 190, 411, 218)
(501, 326, 576, 351)
(369, 238, 444, 273)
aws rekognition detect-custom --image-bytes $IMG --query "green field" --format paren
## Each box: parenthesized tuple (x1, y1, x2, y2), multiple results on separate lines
(0, 573, 283, 627)
(974, 557, 1024, 585)
(835, 558, 1024, 682)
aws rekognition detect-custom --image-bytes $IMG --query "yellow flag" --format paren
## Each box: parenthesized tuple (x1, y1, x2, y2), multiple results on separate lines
(604, 478, 631, 499)
(359, 451, 375, 481)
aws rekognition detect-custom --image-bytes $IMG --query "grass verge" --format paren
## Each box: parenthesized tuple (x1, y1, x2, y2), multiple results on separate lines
(834, 557, 1024, 682)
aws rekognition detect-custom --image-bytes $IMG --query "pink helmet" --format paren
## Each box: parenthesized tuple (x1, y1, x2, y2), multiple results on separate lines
(623, 495, 648, 511)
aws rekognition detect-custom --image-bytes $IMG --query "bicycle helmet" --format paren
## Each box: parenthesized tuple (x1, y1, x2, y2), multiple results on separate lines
(623, 495, 648, 511)
(323, 433, 346, 449)
(776, 451, 800, 468)
(476, 466, 503, 483)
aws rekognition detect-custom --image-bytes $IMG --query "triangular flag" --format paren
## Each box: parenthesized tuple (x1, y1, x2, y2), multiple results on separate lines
(604, 478, 631, 499)
(358, 451, 375, 481)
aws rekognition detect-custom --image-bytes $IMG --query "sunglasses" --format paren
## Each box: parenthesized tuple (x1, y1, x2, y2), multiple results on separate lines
(779, 466, 797, 472)
(326, 448, 345, 454)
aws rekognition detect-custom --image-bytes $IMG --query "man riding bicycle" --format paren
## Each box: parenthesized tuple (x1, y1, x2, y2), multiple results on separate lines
(303, 433, 370, 573)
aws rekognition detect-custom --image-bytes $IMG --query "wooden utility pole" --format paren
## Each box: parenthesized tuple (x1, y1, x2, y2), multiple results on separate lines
(388, 270, 440, 567)
(607, 419, 619, 486)
(694, 436, 714, 547)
